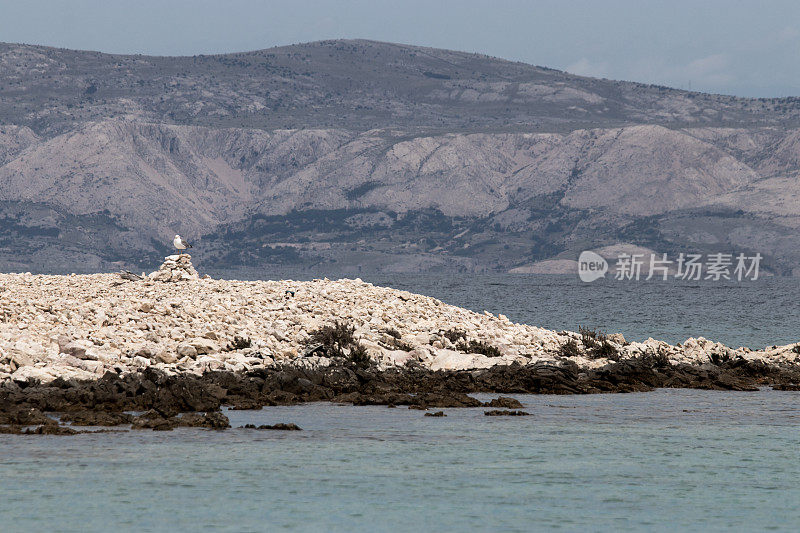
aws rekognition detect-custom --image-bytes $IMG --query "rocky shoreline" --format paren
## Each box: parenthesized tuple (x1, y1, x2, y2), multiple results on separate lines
(1, 255, 799, 434)
(1, 359, 799, 434)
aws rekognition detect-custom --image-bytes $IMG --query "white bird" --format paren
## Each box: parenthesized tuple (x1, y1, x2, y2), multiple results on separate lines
(173, 234, 192, 254)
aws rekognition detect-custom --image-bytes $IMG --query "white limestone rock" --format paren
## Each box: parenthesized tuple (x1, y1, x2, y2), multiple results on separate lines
(176, 343, 198, 359)
(148, 254, 200, 282)
(0, 271, 796, 386)
(188, 338, 219, 355)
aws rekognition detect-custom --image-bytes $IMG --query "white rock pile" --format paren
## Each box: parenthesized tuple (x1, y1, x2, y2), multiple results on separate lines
(148, 254, 200, 282)
(0, 257, 798, 387)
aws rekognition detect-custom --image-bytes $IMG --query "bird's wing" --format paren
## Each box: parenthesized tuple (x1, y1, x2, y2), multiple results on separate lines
(181, 238, 193, 248)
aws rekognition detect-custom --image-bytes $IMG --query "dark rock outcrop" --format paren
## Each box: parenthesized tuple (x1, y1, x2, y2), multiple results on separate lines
(484, 396, 524, 409)
(241, 423, 302, 431)
(2, 358, 798, 436)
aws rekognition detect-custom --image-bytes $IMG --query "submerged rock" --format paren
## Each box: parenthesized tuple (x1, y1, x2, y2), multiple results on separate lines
(484, 396, 524, 409)
(241, 423, 302, 431)
(131, 410, 230, 431)
(59, 411, 133, 426)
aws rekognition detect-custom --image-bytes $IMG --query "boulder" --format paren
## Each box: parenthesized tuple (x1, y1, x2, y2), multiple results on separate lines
(188, 338, 219, 355)
(429, 349, 495, 371)
(6, 336, 48, 365)
(11, 365, 57, 385)
(134, 344, 157, 359)
(193, 355, 225, 373)
(383, 349, 414, 367)
(131, 355, 151, 369)
(9, 351, 34, 369)
(56, 334, 72, 353)
(485, 396, 524, 409)
(149, 270, 172, 282)
(607, 333, 627, 345)
(61, 339, 96, 360)
(85, 347, 120, 363)
(155, 350, 178, 364)
(176, 344, 198, 359)
(63, 358, 105, 374)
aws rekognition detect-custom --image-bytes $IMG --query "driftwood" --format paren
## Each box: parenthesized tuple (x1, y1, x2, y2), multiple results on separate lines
(118, 270, 144, 282)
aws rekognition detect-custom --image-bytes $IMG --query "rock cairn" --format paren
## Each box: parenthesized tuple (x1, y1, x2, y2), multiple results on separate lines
(148, 254, 200, 282)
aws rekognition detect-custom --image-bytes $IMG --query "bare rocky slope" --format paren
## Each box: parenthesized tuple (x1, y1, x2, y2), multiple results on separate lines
(2, 40, 800, 273)
(2, 255, 798, 389)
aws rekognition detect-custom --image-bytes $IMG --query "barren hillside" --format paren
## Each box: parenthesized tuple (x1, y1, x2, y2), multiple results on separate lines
(1, 40, 800, 273)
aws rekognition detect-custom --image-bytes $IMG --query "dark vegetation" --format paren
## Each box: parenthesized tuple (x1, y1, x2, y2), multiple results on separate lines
(225, 335, 252, 351)
(443, 328, 467, 344)
(306, 321, 371, 367)
(441, 327, 501, 357)
(456, 339, 502, 358)
(640, 347, 672, 368)
(382, 332, 414, 352)
(559, 339, 583, 358)
(709, 351, 732, 366)
(558, 327, 621, 361)
(579, 326, 620, 361)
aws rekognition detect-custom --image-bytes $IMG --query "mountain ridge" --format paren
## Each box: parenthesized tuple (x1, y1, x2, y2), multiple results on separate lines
(1, 39, 800, 274)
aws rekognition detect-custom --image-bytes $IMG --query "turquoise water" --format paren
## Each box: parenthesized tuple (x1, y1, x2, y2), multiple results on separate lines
(2, 389, 798, 532)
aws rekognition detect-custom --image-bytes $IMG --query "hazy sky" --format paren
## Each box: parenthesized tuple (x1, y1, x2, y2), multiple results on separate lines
(1, 0, 799, 97)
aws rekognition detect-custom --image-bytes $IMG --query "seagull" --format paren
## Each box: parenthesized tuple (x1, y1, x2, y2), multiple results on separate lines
(173, 234, 192, 254)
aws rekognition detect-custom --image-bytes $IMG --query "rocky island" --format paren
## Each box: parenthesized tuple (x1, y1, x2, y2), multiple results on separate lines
(1, 255, 799, 434)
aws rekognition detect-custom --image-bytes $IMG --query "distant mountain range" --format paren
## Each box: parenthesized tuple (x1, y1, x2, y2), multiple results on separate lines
(2, 39, 800, 274)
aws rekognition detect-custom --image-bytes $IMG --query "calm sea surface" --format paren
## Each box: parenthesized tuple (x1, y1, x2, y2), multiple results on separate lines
(2, 274, 799, 532)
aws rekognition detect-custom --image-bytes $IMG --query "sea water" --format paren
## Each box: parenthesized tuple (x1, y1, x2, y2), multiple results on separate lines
(1, 274, 799, 532)
(360, 274, 800, 350)
(1, 391, 798, 532)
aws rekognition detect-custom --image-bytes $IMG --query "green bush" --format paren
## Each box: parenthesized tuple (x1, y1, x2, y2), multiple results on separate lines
(559, 339, 582, 358)
(578, 326, 620, 361)
(443, 328, 466, 343)
(456, 339, 502, 358)
(225, 335, 252, 351)
(306, 321, 371, 367)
